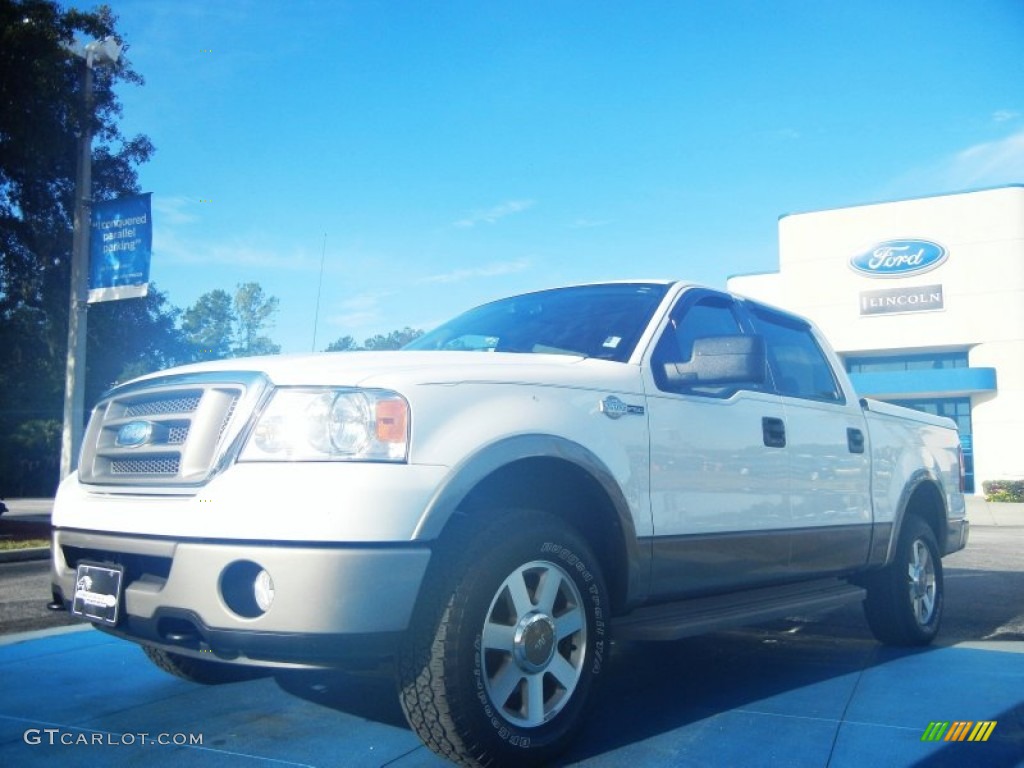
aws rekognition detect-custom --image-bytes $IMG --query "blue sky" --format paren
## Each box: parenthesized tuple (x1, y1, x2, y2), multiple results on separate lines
(93, 0, 1024, 353)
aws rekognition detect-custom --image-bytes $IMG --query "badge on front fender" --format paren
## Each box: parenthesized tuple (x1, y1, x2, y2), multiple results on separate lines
(600, 396, 644, 419)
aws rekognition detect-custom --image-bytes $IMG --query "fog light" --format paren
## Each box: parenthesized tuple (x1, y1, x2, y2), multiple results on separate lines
(254, 569, 275, 612)
(221, 560, 273, 618)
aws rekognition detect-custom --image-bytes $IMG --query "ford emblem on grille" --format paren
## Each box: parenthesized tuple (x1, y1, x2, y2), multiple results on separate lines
(116, 420, 154, 448)
(849, 239, 947, 278)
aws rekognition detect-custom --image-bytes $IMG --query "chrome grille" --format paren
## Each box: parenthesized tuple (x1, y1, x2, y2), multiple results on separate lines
(167, 425, 190, 444)
(78, 372, 268, 487)
(124, 394, 202, 418)
(111, 457, 181, 475)
(217, 396, 239, 442)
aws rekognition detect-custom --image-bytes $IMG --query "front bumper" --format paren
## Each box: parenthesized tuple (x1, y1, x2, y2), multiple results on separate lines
(52, 529, 431, 667)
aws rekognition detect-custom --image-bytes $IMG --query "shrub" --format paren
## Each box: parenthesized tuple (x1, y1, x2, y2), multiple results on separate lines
(982, 480, 1024, 503)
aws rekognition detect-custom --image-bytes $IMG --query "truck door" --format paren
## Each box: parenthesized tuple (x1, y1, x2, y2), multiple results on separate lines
(743, 303, 872, 576)
(643, 289, 791, 599)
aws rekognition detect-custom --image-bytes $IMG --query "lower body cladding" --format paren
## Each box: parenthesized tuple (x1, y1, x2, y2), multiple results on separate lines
(51, 529, 431, 668)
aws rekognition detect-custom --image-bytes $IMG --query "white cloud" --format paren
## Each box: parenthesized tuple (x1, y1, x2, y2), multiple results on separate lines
(153, 226, 316, 270)
(993, 110, 1019, 124)
(569, 217, 611, 229)
(941, 130, 1024, 187)
(419, 258, 530, 285)
(453, 199, 535, 228)
(152, 195, 200, 226)
(884, 129, 1024, 196)
(150, 193, 320, 270)
(325, 293, 387, 329)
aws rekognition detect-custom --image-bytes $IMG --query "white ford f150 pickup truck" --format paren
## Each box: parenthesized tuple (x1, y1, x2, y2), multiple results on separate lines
(51, 281, 968, 766)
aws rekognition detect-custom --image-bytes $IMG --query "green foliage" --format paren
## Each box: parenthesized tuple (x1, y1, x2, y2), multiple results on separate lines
(182, 289, 234, 360)
(982, 480, 1024, 504)
(233, 282, 280, 356)
(1, 419, 61, 497)
(325, 335, 358, 352)
(1, 0, 152, 317)
(86, 283, 187, 395)
(0, 539, 51, 551)
(325, 327, 424, 352)
(182, 283, 281, 360)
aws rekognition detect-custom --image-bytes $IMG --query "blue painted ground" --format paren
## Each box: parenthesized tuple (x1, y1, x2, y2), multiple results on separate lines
(0, 625, 1021, 767)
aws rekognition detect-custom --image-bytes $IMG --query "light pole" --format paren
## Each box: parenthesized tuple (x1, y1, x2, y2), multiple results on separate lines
(59, 36, 122, 482)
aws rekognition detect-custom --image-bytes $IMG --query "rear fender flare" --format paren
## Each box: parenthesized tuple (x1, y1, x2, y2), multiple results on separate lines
(884, 470, 949, 566)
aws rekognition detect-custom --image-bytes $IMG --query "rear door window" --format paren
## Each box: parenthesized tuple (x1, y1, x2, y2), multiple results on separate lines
(746, 306, 843, 403)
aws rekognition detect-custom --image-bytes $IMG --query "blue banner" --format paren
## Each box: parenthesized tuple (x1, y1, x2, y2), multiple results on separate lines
(88, 193, 152, 303)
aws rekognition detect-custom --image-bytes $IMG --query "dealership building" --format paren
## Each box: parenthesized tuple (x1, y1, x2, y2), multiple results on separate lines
(728, 184, 1024, 494)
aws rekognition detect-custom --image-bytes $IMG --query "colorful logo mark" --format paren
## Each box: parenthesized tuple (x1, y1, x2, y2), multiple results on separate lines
(115, 420, 153, 448)
(849, 239, 948, 278)
(921, 721, 997, 742)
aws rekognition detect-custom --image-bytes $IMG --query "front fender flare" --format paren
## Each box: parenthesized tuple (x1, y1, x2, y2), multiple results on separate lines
(412, 434, 649, 606)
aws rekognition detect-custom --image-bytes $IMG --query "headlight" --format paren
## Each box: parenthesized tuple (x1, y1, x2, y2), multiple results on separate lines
(239, 388, 409, 462)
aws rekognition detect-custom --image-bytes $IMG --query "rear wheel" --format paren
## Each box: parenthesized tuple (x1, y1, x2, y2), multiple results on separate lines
(397, 509, 609, 767)
(863, 516, 944, 646)
(142, 645, 264, 684)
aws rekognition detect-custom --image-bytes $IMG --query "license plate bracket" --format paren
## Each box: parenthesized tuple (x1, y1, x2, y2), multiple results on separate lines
(71, 562, 124, 626)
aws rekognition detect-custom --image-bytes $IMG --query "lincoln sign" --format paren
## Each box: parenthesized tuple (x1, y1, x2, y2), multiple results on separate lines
(860, 284, 944, 316)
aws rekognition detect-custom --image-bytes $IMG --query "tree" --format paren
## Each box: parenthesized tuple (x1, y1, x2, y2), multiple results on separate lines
(325, 335, 358, 352)
(181, 282, 280, 361)
(362, 327, 425, 350)
(0, 0, 154, 496)
(86, 284, 187, 399)
(324, 327, 424, 352)
(182, 289, 233, 361)
(233, 282, 280, 356)
(1, 1, 152, 317)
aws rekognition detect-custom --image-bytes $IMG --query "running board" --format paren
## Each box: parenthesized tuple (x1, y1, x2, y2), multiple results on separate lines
(612, 579, 866, 642)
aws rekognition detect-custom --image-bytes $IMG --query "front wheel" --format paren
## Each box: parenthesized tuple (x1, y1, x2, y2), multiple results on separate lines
(397, 510, 609, 767)
(863, 516, 944, 646)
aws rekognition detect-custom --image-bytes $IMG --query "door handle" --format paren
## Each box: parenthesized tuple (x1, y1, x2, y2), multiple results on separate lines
(762, 417, 786, 448)
(847, 427, 865, 454)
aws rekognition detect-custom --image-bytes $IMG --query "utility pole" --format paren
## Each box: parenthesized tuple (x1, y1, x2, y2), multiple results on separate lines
(59, 37, 122, 481)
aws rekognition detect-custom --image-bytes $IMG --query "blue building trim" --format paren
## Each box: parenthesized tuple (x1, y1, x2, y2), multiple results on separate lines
(849, 368, 997, 398)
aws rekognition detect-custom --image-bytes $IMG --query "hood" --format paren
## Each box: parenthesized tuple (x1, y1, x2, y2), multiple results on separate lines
(126, 350, 639, 391)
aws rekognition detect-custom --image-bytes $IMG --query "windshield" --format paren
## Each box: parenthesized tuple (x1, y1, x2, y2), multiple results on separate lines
(405, 283, 670, 362)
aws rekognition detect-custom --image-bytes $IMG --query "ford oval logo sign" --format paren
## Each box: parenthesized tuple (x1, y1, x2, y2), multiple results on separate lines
(115, 420, 153, 448)
(849, 239, 948, 278)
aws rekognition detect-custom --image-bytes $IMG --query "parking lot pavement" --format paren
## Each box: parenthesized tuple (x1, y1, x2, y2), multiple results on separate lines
(0, 624, 1020, 768)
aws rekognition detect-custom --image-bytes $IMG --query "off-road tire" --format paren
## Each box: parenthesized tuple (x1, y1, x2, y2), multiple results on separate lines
(397, 509, 610, 767)
(863, 515, 944, 646)
(142, 644, 264, 684)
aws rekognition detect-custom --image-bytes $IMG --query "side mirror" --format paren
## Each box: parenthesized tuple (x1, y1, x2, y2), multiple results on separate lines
(662, 334, 766, 387)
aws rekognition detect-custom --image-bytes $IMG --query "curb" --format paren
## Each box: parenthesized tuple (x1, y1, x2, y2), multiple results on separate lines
(965, 497, 1024, 528)
(0, 546, 50, 564)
